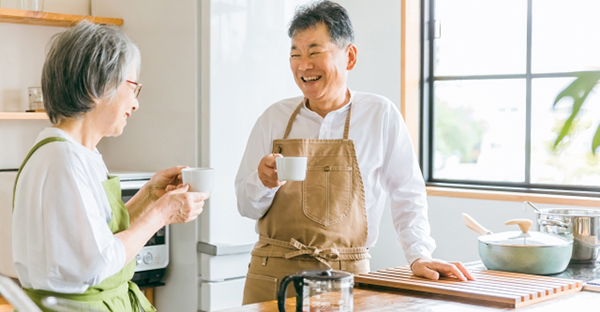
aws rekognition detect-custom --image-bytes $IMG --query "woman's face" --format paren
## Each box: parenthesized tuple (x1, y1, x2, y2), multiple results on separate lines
(96, 66, 140, 137)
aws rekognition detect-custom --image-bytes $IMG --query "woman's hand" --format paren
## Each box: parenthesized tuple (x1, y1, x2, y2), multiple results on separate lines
(410, 258, 475, 281)
(146, 166, 187, 202)
(154, 184, 210, 225)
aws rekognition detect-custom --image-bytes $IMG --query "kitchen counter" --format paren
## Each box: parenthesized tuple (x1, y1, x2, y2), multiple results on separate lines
(551, 260, 600, 282)
(217, 286, 598, 311)
(218, 261, 600, 311)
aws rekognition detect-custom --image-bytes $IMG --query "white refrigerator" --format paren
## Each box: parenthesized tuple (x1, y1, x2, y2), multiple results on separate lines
(195, 0, 401, 310)
(194, 1, 308, 310)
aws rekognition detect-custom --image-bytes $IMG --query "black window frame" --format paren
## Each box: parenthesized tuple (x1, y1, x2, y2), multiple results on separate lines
(420, 0, 600, 197)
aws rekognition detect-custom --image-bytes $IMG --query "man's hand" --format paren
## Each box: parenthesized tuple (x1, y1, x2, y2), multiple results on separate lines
(410, 258, 475, 281)
(258, 154, 286, 188)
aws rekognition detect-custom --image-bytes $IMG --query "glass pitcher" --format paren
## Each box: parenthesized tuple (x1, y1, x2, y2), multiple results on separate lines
(277, 269, 353, 312)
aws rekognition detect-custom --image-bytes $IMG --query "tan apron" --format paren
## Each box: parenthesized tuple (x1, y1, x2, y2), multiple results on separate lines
(242, 101, 370, 305)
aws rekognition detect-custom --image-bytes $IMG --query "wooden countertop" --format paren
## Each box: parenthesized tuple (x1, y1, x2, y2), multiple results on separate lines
(217, 285, 599, 311)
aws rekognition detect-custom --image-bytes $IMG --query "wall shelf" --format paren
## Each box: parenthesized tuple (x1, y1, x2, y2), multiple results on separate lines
(0, 8, 123, 27)
(0, 112, 48, 120)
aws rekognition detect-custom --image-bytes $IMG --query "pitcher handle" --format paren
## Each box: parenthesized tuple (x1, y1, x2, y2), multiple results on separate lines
(278, 274, 304, 312)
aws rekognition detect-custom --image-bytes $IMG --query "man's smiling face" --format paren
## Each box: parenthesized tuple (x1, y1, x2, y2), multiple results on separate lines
(289, 23, 353, 104)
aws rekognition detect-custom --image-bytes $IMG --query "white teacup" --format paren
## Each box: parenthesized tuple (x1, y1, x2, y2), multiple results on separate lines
(181, 167, 214, 193)
(276, 157, 307, 181)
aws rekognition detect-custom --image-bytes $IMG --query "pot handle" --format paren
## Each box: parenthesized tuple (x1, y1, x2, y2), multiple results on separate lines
(462, 213, 493, 235)
(538, 218, 569, 228)
(505, 219, 533, 233)
(278, 274, 304, 312)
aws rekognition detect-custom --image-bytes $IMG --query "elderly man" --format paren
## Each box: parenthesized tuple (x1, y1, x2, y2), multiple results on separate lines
(235, 0, 473, 304)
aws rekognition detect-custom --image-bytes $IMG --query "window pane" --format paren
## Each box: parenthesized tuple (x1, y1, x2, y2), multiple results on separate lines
(434, 0, 527, 76)
(531, 78, 600, 186)
(532, 0, 600, 73)
(433, 80, 526, 182)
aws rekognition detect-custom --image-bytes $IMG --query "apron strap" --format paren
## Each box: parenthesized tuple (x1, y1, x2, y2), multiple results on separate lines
(282, 102, 304, 140)
(282, 99, 354, 140)
(12, 137, 68, 210)
(343, 102, 352, 140)
(23, 281, 154, 312)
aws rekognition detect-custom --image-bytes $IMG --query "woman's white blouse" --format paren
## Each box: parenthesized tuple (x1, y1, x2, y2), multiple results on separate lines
(235, 90, 436, 265)
(12, 127, 126, 293)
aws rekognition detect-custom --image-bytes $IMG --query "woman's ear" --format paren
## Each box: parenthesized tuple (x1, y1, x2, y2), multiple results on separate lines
(346, 44, 357, 70)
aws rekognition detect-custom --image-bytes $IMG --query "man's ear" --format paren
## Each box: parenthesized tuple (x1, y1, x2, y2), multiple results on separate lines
(346, 44, 357, 70)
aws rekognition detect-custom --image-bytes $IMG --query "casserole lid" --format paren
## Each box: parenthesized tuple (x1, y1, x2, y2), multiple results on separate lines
(479, 230, 573, 247)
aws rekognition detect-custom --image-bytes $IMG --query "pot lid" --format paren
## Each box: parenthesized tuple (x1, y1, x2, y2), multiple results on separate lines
(479, 230, 572, 247)
(536, 208, 600, 216)
(297, 270, 353, 281)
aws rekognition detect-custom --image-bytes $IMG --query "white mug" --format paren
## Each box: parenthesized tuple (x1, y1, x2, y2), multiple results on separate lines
(181, 168, 214, 193)
(276, 157, 307, 181)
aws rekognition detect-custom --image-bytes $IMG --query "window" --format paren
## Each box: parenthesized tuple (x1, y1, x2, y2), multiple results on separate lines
(422, 0, 600, 194)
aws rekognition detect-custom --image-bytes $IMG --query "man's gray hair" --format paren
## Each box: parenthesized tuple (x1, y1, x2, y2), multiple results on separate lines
(288, 0, 354, 48)
(42, 21, 141, 125)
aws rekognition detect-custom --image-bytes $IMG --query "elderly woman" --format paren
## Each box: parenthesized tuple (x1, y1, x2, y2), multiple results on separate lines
(12, 22, 207, 312)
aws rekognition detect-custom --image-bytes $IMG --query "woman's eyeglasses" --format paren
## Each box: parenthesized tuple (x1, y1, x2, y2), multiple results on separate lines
(126, 80, 143, 98)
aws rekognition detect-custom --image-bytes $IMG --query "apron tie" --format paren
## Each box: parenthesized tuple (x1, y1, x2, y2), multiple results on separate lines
(284, 238, 341, 263)
(254, 236, 370, 262)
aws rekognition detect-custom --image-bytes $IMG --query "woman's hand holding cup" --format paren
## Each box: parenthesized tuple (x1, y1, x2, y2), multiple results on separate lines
(154, 184, 210, 225)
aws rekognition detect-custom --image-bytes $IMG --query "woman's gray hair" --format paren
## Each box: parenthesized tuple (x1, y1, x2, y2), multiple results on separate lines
(42, 21, 141, 125)
(288, 0, 354, 48)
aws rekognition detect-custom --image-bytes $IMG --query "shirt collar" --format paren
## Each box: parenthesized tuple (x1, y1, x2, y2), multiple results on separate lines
(302, 88, 354, 116)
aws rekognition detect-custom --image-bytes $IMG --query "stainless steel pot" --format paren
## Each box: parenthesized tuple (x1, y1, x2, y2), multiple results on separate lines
(463, 214, 573, 275)
(535, 207, 600, 263)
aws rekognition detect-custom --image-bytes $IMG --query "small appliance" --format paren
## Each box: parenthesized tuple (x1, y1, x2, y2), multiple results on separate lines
(112, 171, 169, 287)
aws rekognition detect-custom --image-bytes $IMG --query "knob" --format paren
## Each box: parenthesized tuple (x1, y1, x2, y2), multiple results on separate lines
(136, 254, 142, 265)
(143, 252, 153, 264)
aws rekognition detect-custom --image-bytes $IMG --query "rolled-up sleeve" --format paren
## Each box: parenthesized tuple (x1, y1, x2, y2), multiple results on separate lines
(379, 105, 436, 265)
(40, 155, 126, 291)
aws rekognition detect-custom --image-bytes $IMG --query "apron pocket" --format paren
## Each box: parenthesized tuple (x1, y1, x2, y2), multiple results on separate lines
(303, 166, 352, 226)
(243, 273, 279, 304)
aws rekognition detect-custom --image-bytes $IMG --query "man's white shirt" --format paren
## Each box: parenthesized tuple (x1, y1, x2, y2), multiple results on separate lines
(235, 90, 436, 265)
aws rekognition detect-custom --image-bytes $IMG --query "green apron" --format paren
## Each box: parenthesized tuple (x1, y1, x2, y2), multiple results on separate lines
(13, 137, 156, 312)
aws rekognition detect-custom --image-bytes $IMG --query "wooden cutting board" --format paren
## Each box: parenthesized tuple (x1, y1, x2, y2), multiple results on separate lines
(354, 266, 583, 308)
